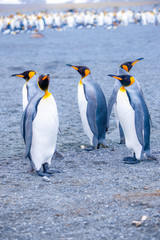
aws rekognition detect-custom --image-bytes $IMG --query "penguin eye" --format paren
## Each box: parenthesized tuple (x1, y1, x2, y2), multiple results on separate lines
(78, 68, 85, 76)
(80, 68, 85, 74)
(125, 76, 130, 82)
(121, 76, 131, 86)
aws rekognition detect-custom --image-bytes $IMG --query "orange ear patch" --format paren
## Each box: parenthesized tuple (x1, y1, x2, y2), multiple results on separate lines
(29, 71, 36, 80)
(130, 76, 135, 85)
(122, 65, 128, 72)
(85, 69, 90, 77)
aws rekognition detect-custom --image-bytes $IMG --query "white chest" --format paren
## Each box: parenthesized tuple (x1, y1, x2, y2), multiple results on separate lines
(33, 95, 59, 133)
(30, 95, 59, 170)
(78, 83, 93, 144)
(78, 83, 87, 116)
(22, 83, 28, 111)
(116, 89, 133, 116)
(115, 89, 142, 159)
(116, 89, 135, 135)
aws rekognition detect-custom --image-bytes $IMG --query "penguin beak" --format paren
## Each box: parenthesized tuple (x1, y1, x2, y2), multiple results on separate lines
(11, 74, 24, 78)
(66, 64, 79, 71)
(42, 74, 50, 81)
(108, 74, 122, 81)
(131, 58, 144, 66)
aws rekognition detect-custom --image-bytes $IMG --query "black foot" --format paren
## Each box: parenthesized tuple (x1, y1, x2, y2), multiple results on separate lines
(83, 146, 97, 151)
(119, 139, 125, 144)
(123, 157, 141, 164)
(30, 167, 35, 173)
(146, 155, 157, 161)
(54, 150, 64, 159)
(36, 170, 51, 177)
(45, 169, 61, 174)
(43, 163, 61, 174)
(97, 143, 108, 149)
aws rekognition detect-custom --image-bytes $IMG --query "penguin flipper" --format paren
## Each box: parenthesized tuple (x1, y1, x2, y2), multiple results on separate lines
(126, 91, 144, 147)
(23, 92, 43, 159)
(134, 104, 145, 147)
(86, 97, 98, 137)
(24, 107, 34, 159)
(119, 123, 125, 144)
(137, 94, 151, 153)
(83, 84, 98, 138)
(20, 110, 26, 141)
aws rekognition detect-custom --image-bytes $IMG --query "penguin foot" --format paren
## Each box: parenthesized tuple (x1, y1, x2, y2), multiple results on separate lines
(43, 163, 61, 174)
(146, 155, 158, 161)
(36, 170, 51, 177)
(119, 139, 125, 144)
(97, 143, 108, 149)
(82, 146, 97, 151)
(54, 150, 64, 159)
(30, 167, 35, 173)
(44, 169, 61, 174)
(123, 157, 141, 164)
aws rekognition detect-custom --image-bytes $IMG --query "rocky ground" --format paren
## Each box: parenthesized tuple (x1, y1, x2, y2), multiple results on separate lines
(0, 145, 160, 239)
(0, 12, 160, 240)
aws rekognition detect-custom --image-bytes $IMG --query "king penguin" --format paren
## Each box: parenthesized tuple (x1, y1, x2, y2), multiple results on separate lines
(67, 64, 108, 150)
(108, 74, 154, 164)
(107, 58, 144, 144)
(22, 74, 59, 176)
(11, 70, 38, 111)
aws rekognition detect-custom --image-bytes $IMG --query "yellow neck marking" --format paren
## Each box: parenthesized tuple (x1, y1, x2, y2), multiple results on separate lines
(79, 79, 83, 85)
(128, 76, 135, 86)
(79, 70, 90, 85)
(43, 90, 51, 99)
(120, 86, 126, 92)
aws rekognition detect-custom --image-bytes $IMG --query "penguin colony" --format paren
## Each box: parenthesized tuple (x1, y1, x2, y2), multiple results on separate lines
(12, 58, 156, 178)
(1, 7, 160, 35)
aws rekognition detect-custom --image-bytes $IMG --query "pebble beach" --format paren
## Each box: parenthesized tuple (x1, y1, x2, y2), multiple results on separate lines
(0, 1, 160, 239)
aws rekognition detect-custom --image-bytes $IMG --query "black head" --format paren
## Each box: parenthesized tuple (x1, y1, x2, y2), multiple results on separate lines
(120, 58, 144, 72)
(11, 70, 36, 81)
(108, 74, 135, 87)
(66, 64, 90, 78)
(38, 74, 50, 91)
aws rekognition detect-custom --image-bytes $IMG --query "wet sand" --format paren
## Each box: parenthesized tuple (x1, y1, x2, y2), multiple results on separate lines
(0, 18, 160, 240)
(0, 1, 159, 14)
